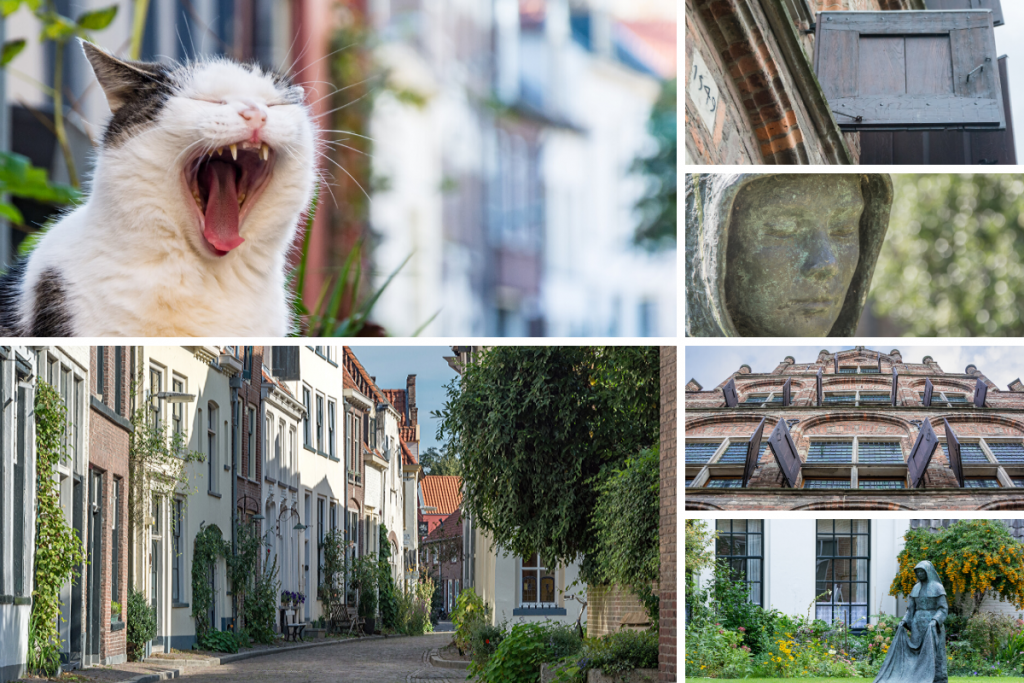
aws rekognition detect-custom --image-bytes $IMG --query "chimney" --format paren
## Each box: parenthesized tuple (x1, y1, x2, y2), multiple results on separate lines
(407, 374, 418, 426)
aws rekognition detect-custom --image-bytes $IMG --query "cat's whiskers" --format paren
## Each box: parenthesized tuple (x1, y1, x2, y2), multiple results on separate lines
(319, 153, 372, 204)
(317, 128, 376, 143)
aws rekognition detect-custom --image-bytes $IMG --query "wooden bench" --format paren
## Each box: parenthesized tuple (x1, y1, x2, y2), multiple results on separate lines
(330, 606, 364, 635)
(285, 622, 307, 642)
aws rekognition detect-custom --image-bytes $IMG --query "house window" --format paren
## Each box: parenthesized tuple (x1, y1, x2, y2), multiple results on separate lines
(964, 478, 1002, 488)
(804, 479, 852, 489)
(114, 347, 123, 416)
(741, 392, 783, 406)
(247, 406, 256, 479)
(807, 441, 854, 464)
(856, 442, 903, 464)
(1013, 478, 1024, 487)
(987, 443, 1024, 464)
(716, 443, 748, 464)
(715, 519, 763, 605)
(150, 366, 163, 430)
(316, 395, 324, 454)
(705, 478, 743, 488)
(838, 366, 880, 374)
(520, 553, 556, 608)
(345, 411, 353, 469)
(858, 479, 905, 489)
(303, 387, 312, 448)
(172, 498, 182, 604)
(96, 347, 105, 396)
(172, 378, 184, 435)
(922, 390, 969, 407)
(823, 393, 856, 406)
(289, 426, 296, 487)
(816, 520, 869, 629)
(328, 400, 337, 459)
(685, 442, 720, 465)
(208, 403, 218, 493)
(111, 478, 121, 621)
(955, 442, 989, 464)
(317, 499, 326, 588)
(265, 414, 272, 479)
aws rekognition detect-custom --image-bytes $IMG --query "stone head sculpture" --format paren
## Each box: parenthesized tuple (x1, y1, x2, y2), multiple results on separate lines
(685, 174, 893, 337)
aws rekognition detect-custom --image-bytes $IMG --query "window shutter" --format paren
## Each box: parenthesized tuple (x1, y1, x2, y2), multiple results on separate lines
(833, 356, 839, 375)
(923, 378, 934, 407)
(877, 353, 884, 373)
(782, 378, 792, 407)
(814, 11, 1005, 130)
(943, 418, 965, 487)
(272, 347, 300, 381)
(723, 378, 739, 408)
(743, 417, 767, 488)
(924, 0, 1003, 27)
(816, 367, 823, 406)
(973, 377, 988, 407)
(907, 419, 939, 488)
(767, 417, 801, 488)
(891, 367, 899, 407)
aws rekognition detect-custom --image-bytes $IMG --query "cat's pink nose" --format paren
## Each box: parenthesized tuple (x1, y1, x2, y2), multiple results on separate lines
(239, 106, 267, 128)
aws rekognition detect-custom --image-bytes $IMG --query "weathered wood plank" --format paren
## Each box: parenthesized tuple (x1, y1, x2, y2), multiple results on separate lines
(819, 10, 992, 33)
(906, 36, 953, 95)
(830, 95, 1003, 126)
(859, 36, 906, 96)
(951, 27, 998, 100)
(860, 131, 894, 163)
(970, 55, 1017, 163)
(924, 0, 1003, 27)
(817, 26, 859, 99)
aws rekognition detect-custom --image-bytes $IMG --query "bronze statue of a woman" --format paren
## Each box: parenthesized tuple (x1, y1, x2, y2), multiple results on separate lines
(685, 174, 893, 337)
(874, 560, 948, 683)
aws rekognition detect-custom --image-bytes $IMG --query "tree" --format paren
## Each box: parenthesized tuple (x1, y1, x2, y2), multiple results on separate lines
(434, 346, 660, 573)
(420, 446, 462, 476)
(633, 78, 676, 249)
(868, 174, 1024, 336)
(890, 520, 1024, 617)
(685, 519, 716, 590)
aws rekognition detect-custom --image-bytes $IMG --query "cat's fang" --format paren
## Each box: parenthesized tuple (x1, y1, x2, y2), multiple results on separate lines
(217, 147, 223, 156)
(260, 144, 269, 161)
(230, 144, 238, 160)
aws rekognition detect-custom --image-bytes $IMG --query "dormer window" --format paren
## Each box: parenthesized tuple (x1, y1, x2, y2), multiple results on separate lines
(824, 391, 888, 406)
(920, 391, 969, 407)
(838, 365, 880, 374)
(741, 392, 783, 407)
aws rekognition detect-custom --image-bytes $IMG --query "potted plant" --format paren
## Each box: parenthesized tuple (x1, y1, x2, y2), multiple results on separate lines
(111, 600, 122, 622)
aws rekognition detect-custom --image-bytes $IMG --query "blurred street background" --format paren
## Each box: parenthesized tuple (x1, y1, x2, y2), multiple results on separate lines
(0, 0, 677, 337)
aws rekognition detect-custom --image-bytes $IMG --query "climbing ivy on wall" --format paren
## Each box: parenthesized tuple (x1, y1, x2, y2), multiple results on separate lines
(28, 381, 86, 676)
(191, 522, 228, 641)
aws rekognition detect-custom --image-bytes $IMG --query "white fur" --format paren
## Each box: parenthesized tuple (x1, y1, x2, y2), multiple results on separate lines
(16, 57, 316, 336)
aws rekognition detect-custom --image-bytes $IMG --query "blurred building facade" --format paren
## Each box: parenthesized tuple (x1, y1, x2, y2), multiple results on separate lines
(368, 0, 676, 336)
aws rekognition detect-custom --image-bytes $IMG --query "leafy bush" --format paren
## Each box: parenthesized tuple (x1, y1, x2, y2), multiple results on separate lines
(684, 623, 751, 679)
(468, 621, 507, 668)
(451, 587, 490, 653)
(546, 622, 584, 661)
(378, 525, 400, 630)
(126, 588, 156, 661)
(585, 628, 659, 675)
(392, 578, 435, 636)
(198, 629, 239, 653)
(243, 553, 281, 644)
(963, 612, 1024, 658)
(471, 622, 555, 683)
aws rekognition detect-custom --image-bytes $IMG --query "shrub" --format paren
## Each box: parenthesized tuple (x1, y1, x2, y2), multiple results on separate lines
(963, 612, 1024, 658)
(243, 553, 281, 644)
(126, 588, 157, 661)
(472, 622, 554, 683)
(468, 621, 507, 668)
(451, 587, 490, 653)
(587, 628, 659, 676)
(684, 623, 751, 679)
(198, 629, 240, 653)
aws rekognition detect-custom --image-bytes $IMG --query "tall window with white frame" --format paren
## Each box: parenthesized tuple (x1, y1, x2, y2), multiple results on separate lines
(111, 477, 121, 623)
(96, 347, 105, 396)
(150, 366, 162, 430)
(172, 378, 184, 435)
(328, 400, 336, 459)
(265, 413, 273, 480)
(288, 425, 296, 487)
(316, 395, 324, 454)
(208, 403, 218, 493)
(520, 553, 556, 609)
(172, 498, 182, 605)
(247, 406, 256, 479)
(715, 519, 763, 605)
(302, 386, 312, 448)
(816, 520, 870, 629)
(113, 346, 123, 416)
(345, 410, 353, 471)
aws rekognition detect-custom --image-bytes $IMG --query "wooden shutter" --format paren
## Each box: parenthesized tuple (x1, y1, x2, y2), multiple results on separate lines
(815, 11, 1005, 130)
(834, 356, 839, 374)
(271, 346, 300, 381)
(973, 377, 988, 407)
(723, 378, 739, 408)
(767, 418, 801, 488)
(923, 378, 934, 407)
(782, 378, 792, 407)
(891, 367, 899, 407)
(877, 353, 883, 373)
(943, 418, 965, 487)
(816, 367, 823, 406)
(924, 0, 1003, 27)
(908, 419, 939, 488)
(743, 417, 767, 488)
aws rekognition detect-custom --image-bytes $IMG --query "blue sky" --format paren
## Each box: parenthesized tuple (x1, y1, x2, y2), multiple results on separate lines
(995, 7, 1024, 162)
(346, 346, 460, 453)
(685, 345, 1024, 393)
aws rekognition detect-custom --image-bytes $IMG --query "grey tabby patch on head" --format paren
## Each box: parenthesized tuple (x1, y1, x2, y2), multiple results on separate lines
(0, 40, 318, 337)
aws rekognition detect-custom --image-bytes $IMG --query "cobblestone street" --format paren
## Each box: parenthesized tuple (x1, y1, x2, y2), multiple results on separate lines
(175, 634, 469, 683)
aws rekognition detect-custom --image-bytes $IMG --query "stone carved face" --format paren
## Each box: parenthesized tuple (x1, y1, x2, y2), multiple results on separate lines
(915, 568, 928, 584)
(725, 175, 865, 337)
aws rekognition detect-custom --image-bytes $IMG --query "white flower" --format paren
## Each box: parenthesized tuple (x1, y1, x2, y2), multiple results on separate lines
(829, 649, 837, 655)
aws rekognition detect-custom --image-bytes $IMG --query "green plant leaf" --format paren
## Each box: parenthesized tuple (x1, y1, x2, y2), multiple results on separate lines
(40, 14, 78, 42)
(76, 4, 117, 30)
(0, 0, 23, 18)
(1, 38, 26, 66)
(0, 201, 24, 225)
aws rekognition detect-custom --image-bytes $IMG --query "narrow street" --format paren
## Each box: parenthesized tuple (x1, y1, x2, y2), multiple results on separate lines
(175, 634, 469, 683)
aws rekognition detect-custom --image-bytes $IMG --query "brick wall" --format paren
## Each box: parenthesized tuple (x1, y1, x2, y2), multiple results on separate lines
(659, 346, 676, 681)
(89, 346, 131, 664)
(589, 585, 648, 638)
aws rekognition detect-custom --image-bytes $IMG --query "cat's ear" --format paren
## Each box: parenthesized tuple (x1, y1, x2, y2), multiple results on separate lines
(81, 40, 163, 113)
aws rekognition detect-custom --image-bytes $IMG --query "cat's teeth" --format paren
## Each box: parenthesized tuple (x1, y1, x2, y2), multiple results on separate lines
(260, 144, 269, 161)
(238, 192, 246, 207)
(217, 147, 224, 156)
(230, 144, 238, 160)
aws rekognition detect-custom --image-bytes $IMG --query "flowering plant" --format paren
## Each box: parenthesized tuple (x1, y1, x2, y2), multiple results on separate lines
(280, 591, 306, 607)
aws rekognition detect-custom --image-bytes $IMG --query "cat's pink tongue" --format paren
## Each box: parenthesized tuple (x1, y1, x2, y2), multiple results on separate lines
(201, 160, 245, 253)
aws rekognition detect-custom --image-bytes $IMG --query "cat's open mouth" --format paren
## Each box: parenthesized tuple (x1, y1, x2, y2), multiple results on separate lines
(185, 141, 275, 256)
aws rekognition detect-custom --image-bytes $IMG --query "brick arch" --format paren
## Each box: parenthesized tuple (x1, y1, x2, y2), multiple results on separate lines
(930, 414, 1024, 436)
(691, 0, 811, 163)
(793, 411, 915, 440)
(977, 498, 1024, 511)
(686, 413, 781, 432)
(736, 378, 806, 396)
(791, 500, 916, 511)
(685, 501, 725, 511)
(906, 378, 976, 393)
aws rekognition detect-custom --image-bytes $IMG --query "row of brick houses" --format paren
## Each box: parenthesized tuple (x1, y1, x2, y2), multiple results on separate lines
(0, 345, 426, 682)
(686, 346, 1024, 511)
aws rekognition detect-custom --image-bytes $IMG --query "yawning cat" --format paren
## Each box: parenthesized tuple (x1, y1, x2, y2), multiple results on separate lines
(0, 41, 317, 336)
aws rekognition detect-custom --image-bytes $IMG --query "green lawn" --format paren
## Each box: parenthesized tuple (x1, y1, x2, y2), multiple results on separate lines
(686, 679, 1021, 683)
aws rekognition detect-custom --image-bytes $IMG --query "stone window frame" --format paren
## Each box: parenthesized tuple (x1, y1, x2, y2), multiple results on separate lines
(939, 437, 1024, 488)
(802, 437, 908, 490)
